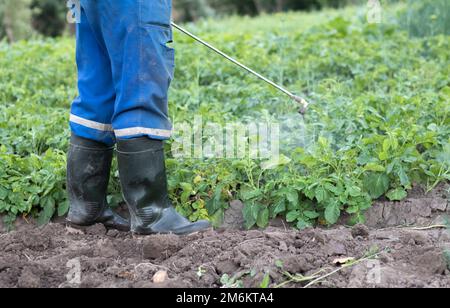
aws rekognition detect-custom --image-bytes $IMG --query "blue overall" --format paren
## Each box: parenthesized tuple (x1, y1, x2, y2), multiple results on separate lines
(70, 0, 174, 146)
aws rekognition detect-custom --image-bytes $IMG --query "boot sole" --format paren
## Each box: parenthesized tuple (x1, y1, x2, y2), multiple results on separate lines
(66, 219, 130, 232)
(132, 226, 213, 236)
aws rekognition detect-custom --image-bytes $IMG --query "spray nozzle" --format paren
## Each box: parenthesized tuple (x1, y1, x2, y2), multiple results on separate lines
(292, 95, 309, 115)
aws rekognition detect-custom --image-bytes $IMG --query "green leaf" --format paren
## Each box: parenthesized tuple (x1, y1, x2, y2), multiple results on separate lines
(386, 188, 407, 201)
(345, 205, 359, 214)
(57, 200, 69, 217)
(304, 188, 315, 200)
(210, 209, 224, 228)
(347, 185, 362, 197)
(180, 182, 193, 192)
(348, 213, 366, 225)
(243, 202, 260, 229)
(271, 200, 286, 217)
(386, 161, 396, 174)
(304, 210, 320, 219)
(206, 198, 219, 214)
(378, 151, 389, 161)
(214, 185, 224, 202)
(259, 273, 270, 288)
(363, 172, 390, 199)
(0, 186, 8, 200)
(256, 207, 269, 228)
(37, 199, 55, 226)
(261, 154, 291, 170)
(286, 189, 299, 206)
(315, 187, 327, 203)
(364, 163, 385, 172)
(383, 139, 393, 152)
(241, 187, 262, 201)
(397, 167, 410, 187)
(296, 218, 312, 230)
(324, 202, 340, 224)
(286, 210, 299, 222)
(243, 202, 257, 229)
(324, 183, 343, 195)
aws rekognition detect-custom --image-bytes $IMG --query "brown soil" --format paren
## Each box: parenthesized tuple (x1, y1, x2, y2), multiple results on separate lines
(0, 184, 449, 288)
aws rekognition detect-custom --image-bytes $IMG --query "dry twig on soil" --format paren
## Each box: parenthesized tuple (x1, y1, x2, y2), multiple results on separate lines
(408, 225, 447, 231)
(275, 250, 382, 288)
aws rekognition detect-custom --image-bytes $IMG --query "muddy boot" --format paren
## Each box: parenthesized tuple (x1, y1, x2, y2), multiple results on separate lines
(117, 137, 211, 235)
(67, 134, 130, 231)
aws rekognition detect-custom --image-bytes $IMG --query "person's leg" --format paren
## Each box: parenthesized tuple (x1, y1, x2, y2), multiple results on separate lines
(67, 4, 128, 231)
(91, 0, 210, 234)
(69, 5, 116, 145)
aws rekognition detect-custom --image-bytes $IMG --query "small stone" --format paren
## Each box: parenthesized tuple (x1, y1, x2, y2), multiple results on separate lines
(106, 229, 119, 238)
(278, 241, 288, 251)
(153, 270, 168, 283)
(429, 198, 447, 211)
(66, 226, 84, 235)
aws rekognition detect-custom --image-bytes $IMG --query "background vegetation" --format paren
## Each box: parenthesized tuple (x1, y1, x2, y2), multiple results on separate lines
(1, 0, 382, 41)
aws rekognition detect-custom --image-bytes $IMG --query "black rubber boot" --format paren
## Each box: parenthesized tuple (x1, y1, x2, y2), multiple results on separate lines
(117, 137, 211, 235)
(67, 134, 130, 231)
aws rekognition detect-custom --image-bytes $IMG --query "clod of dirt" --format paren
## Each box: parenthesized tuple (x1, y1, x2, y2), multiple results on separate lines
(22, 232, 51, 251)
(215, 259, 239, 275)
(351, 224, 370, 239)
(306, 229, 327, 244)
(325, 241, 347, 256)
(142, 234, 184, 260)
(18, 268, 41, 288)
(133, 263, 159, 280)
(400, 231, 431, 246)
(93, 239, 119, 258)
(222, 200, 245, 230)
(414, 250, 448, 275)
(85, 224, 107, 236)
(363, 183, 449, 228)
(106, 229, 120, 238)
(281, 255, 312, 274)
(243, 271, 269, 288)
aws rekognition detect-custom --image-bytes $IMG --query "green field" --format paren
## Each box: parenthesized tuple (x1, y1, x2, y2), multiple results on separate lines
(0, 3, 449, 229)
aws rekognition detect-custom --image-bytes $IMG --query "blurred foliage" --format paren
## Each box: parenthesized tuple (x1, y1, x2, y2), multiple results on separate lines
(31, 0, 68, 37)
(175, 0, 365, 21)
(398, 0, 450, 37)
(0, 0, 33, 42)
(1, 0, 368, 41)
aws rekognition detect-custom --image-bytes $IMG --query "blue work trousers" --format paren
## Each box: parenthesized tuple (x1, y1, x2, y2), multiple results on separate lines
(70, 0, 174, 146)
